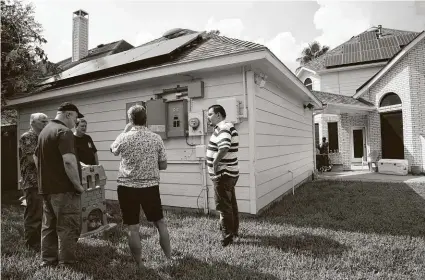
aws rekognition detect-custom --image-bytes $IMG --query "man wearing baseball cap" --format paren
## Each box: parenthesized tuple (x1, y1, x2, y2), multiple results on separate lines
(34, 102, 85, 267)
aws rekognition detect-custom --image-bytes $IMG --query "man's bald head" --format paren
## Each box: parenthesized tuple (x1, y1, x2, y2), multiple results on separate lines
(30, 113, 49, 134)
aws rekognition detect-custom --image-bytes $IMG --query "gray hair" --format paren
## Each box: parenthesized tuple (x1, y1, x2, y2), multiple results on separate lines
(127, 104, 147, 125)
(30, 113, 48, 126)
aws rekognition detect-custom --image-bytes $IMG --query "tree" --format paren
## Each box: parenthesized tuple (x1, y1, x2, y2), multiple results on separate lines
(1, 0, 58, 105)
(296, 41, 330, 66)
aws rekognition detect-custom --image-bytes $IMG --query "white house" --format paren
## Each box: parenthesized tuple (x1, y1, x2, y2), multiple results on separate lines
(7, 10, 322, 214)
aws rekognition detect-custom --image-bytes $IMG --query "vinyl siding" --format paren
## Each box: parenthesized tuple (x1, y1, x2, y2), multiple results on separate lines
(18, 68, 252, 213)
(320, 66, 382, 96)
(253, 81, 314, 211)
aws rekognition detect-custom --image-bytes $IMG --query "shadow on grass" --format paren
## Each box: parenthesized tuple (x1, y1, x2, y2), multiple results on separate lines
(164, 255, 280, 280)
(71, 242, 160, 279)
(261, 181, 425, 237)
(239, 233, 350, 258)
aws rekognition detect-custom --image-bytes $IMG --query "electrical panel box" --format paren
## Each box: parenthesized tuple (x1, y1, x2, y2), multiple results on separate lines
(217, 97, 240, 124)
(188, 81, 204, 99)
(146, 99, 167, 139)
(195, 145, 206, 158)
(167, 99, 188, 137)
(188, 111, 205, 136)
(125, 101, 146, 124)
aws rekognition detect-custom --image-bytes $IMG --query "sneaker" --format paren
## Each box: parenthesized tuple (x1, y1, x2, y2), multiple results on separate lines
(221, 237, 233, 247)
(39, 261, 58, 268)
(233, 234, 240, 242)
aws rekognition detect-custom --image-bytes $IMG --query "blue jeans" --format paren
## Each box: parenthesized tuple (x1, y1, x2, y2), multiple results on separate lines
(213, 175, 239, 239)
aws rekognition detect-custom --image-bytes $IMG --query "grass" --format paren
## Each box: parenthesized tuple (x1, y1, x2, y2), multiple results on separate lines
(2, 180, 425, 279)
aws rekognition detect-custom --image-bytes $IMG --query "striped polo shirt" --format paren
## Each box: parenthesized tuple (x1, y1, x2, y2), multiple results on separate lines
(206, 120, 239, 180)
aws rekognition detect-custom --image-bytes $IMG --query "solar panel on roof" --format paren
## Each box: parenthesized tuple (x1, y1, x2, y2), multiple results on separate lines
(360, 40, 379, 51)
(353, 52, 363, 64)
(380, 46, 400, 58)
(342, 51, 362, 65)
(41, 32, 202, 85)
(359, 32, 377, 41)
(397, 33, 416, 46)
(378, 37, 399, 48)
(362, 49, 382, 61)
(324, 54, 343, 67)
(343, 42, 360, 53)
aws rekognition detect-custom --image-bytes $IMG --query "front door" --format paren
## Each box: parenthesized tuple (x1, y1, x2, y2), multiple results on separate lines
(380, 111, 404, 159)
(351, 127, 365, 163)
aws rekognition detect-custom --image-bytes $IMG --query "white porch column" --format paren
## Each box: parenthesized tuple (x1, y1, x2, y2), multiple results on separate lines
(340, 113, 351, 170)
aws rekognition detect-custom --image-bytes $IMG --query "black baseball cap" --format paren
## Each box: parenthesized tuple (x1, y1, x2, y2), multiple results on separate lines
(58, 102, 84, 118)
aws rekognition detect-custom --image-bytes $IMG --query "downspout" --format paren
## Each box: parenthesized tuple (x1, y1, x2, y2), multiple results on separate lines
(312, 110, 317, 178)
(200, 112, 209, 214)
(242, 66, 248, 118)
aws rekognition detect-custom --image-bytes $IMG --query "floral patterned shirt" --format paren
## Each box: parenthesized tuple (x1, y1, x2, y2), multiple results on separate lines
(19, 129, 38, 189)
(110, 126, 167, 188)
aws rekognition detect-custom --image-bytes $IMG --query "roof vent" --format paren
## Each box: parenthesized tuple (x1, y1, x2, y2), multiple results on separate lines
(163, 28, 191, 39)
(376, 25, 383, 38)
(97, 44, 105, 48)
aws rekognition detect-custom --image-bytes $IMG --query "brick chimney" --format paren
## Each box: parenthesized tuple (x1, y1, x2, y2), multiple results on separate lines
(72, 10, 89, 62)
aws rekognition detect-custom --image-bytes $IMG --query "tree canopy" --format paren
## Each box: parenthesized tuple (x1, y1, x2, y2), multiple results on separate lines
(1, 0, 58, 104)
(296, 41, 330, 66)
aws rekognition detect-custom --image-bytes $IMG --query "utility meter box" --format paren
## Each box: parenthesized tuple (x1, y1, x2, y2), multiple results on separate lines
(188, 81, 204, 99)
(146, 99, 167, 139)
(195, 145, 206, 158)
(217, 97, 240, 124)
(188, 111, 205, 136)
(167, 99, 188, 137)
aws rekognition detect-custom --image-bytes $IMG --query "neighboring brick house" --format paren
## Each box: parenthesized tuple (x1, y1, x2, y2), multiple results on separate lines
(296, 26, 425, 174)
(352, 31, 425, 174)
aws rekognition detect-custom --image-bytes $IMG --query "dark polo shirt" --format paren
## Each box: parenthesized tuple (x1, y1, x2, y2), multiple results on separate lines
(74, 134, 97, 165)
(35, 119, 82, 194)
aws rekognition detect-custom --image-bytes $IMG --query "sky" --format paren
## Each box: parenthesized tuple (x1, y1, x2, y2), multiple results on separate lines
(28, 0, 425, 73)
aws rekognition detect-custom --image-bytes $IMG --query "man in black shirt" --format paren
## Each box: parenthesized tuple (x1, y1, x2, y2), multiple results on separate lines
(34, 102, 85, 267)
(74, 119, 98, 166)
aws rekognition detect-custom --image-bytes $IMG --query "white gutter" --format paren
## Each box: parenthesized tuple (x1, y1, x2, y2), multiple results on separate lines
(317, 61, 387, 74)
(200, 119, 209, 215)
(6, 50, 268, 107)
(326, 103, 375, 112)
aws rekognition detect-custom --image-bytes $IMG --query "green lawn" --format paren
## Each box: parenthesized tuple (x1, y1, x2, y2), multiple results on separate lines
(2, 181, 425, 279)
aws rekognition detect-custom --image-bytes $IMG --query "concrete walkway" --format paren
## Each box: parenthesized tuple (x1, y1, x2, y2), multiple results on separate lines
(317, 168, 425, 184)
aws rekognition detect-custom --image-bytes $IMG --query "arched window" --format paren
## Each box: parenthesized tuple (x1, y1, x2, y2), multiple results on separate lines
(304, 78, 313, 90)
(380, 92, 401, 107)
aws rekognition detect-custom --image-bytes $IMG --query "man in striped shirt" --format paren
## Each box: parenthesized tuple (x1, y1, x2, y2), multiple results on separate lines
(206, 104, 239, 247)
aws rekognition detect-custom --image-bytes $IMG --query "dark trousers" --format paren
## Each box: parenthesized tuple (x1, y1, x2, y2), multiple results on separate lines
(213, 175, 239, 239)
(41, 192, 81, 264)
(23, 188, 43, 248)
